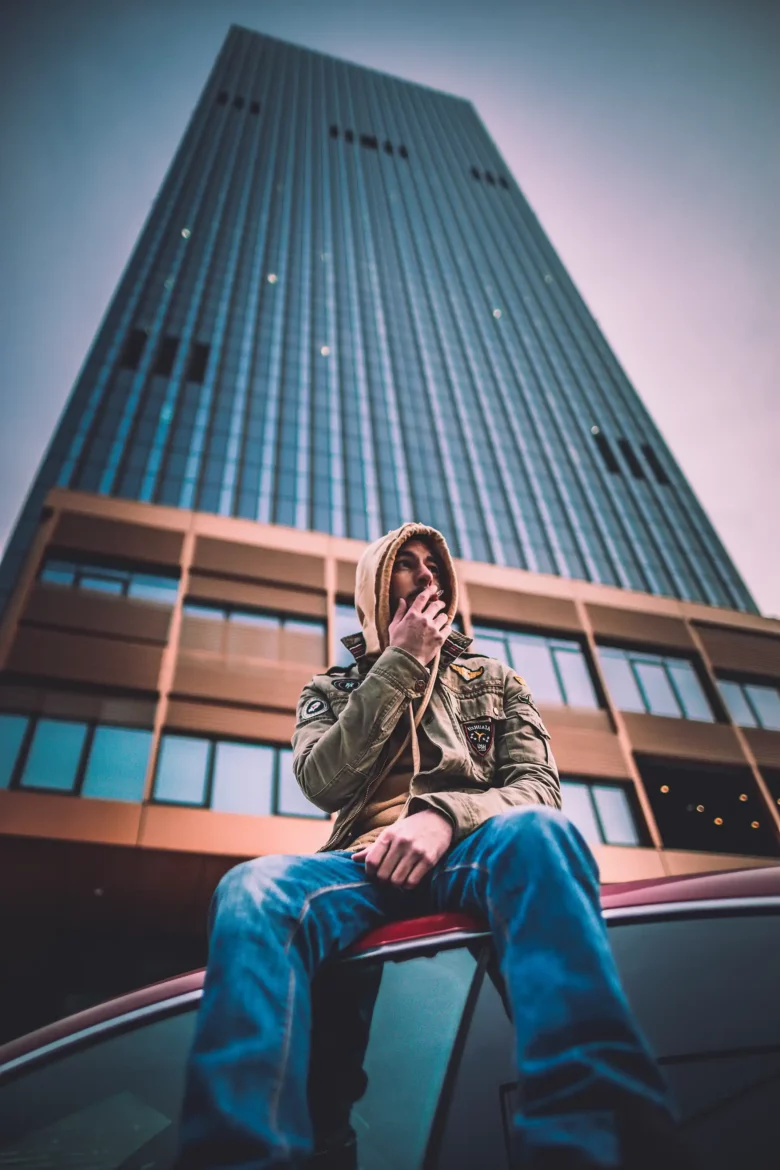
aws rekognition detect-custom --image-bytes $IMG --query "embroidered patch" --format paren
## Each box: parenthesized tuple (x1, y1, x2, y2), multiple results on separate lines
(303, 697, 328, 717)
(462, 717, 494, 757)
(332, 678, 360, 693)
(513, 675, 528, 689)
(450, 662, 484, 683)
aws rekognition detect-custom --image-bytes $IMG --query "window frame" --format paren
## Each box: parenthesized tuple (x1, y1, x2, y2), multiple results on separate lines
(718, 676, 780, 732)
(598, 644, 715, 722)
(38, 555, 179, 605)
(560, 778, 645, 847)
(470, 621, 601, 709)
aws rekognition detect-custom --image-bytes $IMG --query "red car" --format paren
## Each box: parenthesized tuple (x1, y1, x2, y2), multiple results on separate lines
(1, 866, 779, 1169)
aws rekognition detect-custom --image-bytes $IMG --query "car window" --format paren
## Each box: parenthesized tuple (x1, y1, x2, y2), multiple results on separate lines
(610, 910, 780, 1170)
(0, 1005, 196, 1168)
(310, 944, 480, 1170)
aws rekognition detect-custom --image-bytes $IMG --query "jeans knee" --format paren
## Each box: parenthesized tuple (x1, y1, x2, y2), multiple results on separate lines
(214, 854, 293, 918)
(492, 804, 582, 852)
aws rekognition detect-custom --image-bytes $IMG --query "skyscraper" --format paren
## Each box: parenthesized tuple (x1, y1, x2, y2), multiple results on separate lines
(0, 25, 756, 615)
(1, 27, 778, 1039)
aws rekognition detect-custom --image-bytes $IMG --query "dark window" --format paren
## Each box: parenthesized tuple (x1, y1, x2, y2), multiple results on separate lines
(592, 430, 620, 474)
(609, 912, 780, 1170)
(484, 171, 496, 185)
(249, 100, 260, 115)
(119, 328, 147, 371)
(470, 167, 481, 180)
(360, 134, 378, 150)
(232, 96, 244, 110)
(762, 768, 780, 813)
(398, 145, 409, 159)
(216, 90, 228, 105)
(618, 438, 646, 479)
(186, 342, 209, 384)
(638, 758, 779, 856)
(641, 443, 671, 485)
(0, 713, 30, 789)
(499, 176, 509, 189)
(383, 140, 393, 155)
(153, 336, 179, 378)
(344, 129, 354, 144)
(329, 124, 339, 138)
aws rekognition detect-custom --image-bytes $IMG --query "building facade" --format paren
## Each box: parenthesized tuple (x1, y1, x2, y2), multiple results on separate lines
(1, 26, 779, 1038)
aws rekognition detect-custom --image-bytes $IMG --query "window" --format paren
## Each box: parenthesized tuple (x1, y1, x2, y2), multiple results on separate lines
(186, 342, 209, 383)
(718, 679, 780, 731)
(329, 124, 339, 138)
(216, 90, 228, 105)
(39, 556, 179, 605)
(153, 336, 179, 378)
(471, 625, 598, 708)
(398, 145, 409, 159)
(638, 758, 779, 856)
(561, 780, 642, 846)
(344, 129, 354, 144)
(152, 734, 327, 819)
(3, 714, 153, 800)
(641, 443, 670, 486)
(470, 166, 480, 180)
(0, 713, 29, 788)
(333, 602, 359, 668)
(383, 140, 393, 154)
(499, 176, 509, 189)
(617, 437, 646, 480)
(484, 171, 495, 185)
(249, 100, 260, 115)
(360, 134, 378, 150)
(598, 646, 714, 722)
(182, 603, 326, 664)
(80, 726, 152, 802)
(119, 328, 147, 371)
(592, 428, 620, 474)
(20, 719, 88, 792)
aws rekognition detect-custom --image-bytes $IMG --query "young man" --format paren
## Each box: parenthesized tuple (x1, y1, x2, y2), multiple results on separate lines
(177, 523, 690, 1169)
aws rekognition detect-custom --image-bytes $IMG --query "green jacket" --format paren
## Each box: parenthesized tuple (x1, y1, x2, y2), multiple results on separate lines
(292, 630, 561, 853)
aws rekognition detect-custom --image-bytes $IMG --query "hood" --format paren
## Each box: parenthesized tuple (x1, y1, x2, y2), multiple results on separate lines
(354, 523, 459, 657)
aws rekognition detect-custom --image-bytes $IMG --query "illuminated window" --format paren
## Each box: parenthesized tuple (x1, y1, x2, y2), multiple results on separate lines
(598, 647, 714, 722)
(472, 625, 598, 708)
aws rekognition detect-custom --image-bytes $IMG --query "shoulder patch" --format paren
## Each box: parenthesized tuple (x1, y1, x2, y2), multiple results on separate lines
(332, 678, 361, 693)
(513, 675, 528, 689)
(462, 717, 494, 757)
(450, 662, 484, 683)
(303, 697, 329, 718)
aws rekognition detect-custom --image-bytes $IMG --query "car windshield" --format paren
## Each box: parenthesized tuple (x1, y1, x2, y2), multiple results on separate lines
(0, 944, 481, 1169)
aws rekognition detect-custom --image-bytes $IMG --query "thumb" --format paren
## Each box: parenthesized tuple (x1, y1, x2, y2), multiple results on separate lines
(393, 597, 408, 620)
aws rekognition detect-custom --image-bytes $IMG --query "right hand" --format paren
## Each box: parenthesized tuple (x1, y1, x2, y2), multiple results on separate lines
(388, 584, 451, 667)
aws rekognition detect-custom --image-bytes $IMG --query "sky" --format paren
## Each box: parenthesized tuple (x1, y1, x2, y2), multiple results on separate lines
(1, 0, 778, 614)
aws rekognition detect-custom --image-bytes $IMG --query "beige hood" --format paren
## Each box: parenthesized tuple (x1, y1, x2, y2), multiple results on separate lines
(354, 522, 459, 657)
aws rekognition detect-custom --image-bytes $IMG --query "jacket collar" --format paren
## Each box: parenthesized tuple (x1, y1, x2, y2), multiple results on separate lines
(340, 628, 473, 676)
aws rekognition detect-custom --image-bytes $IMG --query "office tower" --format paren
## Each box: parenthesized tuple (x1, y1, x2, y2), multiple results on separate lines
(1, 27, 777, 1039)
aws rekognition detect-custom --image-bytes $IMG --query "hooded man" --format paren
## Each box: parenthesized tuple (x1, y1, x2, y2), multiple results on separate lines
(177, 524, 691, 1170)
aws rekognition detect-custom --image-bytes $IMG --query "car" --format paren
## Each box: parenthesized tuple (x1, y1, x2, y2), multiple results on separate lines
(0, 865, 779, 1168)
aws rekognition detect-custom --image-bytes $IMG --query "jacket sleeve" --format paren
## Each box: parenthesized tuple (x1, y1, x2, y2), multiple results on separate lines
(407, 669, 561, 843)
(292, 646, 430, 813)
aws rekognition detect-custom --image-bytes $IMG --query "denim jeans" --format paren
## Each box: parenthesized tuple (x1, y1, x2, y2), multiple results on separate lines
(177, 807, 678, 1169)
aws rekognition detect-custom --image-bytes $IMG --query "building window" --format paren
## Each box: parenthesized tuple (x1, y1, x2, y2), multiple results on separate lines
(617, 438, 646, 480)
(383, 140, 393, 154)
(484, 171, 495, 185)
(398, 145, 409, 159)
(499, 176, 509, 189)
(639, 758, 779, 857)
(470, 167, 481, 180)
(591, 428, 620, 474)
(333, 602, 359, 668)
(152, 734, 327, 819)
(3, 713, 152, 801)
(344, 129, 354, 144)
(641, 443, 670, 486)
(186, 342, 210, 383)
(471, 625, 598, 708)
(329, 124, 339, 138)
(216, 90, 228, 105)
(360, 134, 378, 150)
(718, 679, 780, 731)
(39, 556, 179, 604)
(250, 100, 260, 115)
(598, 646, 714, 722)
(182, 603, 325, 664)
(153, 335, 179, 378)
(561, 780, 642, 847)
(119, 328, 148, 371)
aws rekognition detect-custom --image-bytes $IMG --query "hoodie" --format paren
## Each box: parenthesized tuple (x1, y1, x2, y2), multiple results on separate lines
(292, 523, 560, 853)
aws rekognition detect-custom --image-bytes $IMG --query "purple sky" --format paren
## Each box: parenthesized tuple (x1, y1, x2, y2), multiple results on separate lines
(1, 0, 777, 614)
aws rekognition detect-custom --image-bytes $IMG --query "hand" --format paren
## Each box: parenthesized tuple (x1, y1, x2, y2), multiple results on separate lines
(352, 809, 454, 889)
(388, 583, 451, 666)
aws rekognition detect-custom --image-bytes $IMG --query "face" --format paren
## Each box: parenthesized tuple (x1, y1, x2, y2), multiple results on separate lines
(389, 538, 445, 615)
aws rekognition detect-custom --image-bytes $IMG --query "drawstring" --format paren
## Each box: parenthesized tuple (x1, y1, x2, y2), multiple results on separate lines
(370, 648, 440, 789)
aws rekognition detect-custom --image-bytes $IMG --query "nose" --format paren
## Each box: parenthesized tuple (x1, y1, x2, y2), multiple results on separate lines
(415, 563, 433, 587)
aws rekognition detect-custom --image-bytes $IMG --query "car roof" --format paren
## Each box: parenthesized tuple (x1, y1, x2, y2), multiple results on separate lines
(2, 863, 778, 1069)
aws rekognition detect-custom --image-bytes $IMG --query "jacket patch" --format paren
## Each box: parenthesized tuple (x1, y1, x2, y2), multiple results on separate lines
(303, 697, 328, 718)
(450, 662, 484, 683)
(332, 678, 360, 693)
(462, 717, 494, 757)
(513, 675, 528, 688)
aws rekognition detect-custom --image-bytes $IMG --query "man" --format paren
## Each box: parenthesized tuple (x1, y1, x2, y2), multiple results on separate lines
(177, 522, 691, 1169)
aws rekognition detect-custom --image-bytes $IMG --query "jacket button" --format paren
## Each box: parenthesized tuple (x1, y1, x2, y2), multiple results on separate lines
(414, 680, 426, 695)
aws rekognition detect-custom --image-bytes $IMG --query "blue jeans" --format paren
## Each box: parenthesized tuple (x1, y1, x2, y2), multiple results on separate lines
(177, 807, 676, 1168)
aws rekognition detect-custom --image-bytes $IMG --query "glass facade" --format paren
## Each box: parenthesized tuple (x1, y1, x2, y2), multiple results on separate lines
(718, 679, 780, 731)
(597, 646, 714, 722)
(471, 625, 598, 708)
(40, 556, 179, 603)
(0, 26, 757, 617)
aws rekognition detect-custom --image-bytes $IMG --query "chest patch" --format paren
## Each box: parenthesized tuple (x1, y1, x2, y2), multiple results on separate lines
(303, 697, 328, 718)
(332, 678, 360, 693)
(450, 662, 484, 683)
(462, 717, 494, 757)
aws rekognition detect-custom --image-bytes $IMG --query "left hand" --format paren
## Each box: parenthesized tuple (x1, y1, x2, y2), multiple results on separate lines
(352, 809, 453, 889)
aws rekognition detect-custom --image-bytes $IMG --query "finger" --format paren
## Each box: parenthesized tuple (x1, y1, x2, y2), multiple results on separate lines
(403, 857, 434, 890)
(364, 835, 391, 876)
(392, 597, 407, 621)
(351, 848, 368, 862)
(433, 612, 451, 631)
(387, 849, 417, 887)
(421, 598, 446, 618)
(409, 583, 438, 612)
(376, 837, 406, 882)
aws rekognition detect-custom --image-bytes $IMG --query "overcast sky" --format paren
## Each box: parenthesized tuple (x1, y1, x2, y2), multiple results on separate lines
(1, 0, 777, 614)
